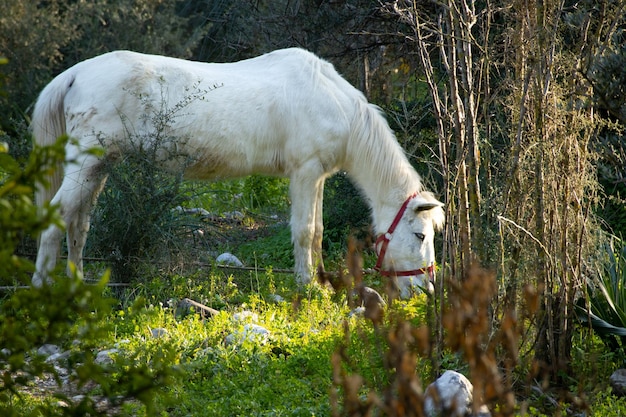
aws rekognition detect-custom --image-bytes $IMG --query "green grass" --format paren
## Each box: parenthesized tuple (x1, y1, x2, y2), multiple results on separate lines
(96, 282, 446, 416)
(94, 282, 361, 416)
(6, 266, 626, 416)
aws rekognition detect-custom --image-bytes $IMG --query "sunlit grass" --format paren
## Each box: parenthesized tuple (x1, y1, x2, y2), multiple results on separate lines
(95, 275, 359, 416)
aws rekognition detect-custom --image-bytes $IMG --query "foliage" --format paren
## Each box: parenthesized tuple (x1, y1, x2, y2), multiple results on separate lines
(585, 32, 626, 124)
(87, 86, 207, 282)
(323, 173, 370, 237)
(240, 175, 290, 211)
(0, 0, 209, 158)
(0, 134, 180, 416)
(3, 0, 626, 414)
(0, 136, 616, 416)
(0, 137, 64, 284)
(186, 175, 290, 217)
(590, 391, 626, 416)
(236, 224, 294, 270)
(331, 262, 521, 416)
(0, 0, 78, 142)
(595, 128, 626, 234)
(171, 297, 343, 416)
(578, 236, 626, 360)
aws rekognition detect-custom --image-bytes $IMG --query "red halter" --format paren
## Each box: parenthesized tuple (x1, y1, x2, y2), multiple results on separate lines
(374, 193, 435, 281)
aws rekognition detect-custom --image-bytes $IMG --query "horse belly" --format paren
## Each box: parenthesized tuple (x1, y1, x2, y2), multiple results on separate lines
(180, 135, 290, 180)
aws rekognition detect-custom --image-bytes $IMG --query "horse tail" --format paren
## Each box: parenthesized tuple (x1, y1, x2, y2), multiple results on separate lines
(31, 70, 75, 209)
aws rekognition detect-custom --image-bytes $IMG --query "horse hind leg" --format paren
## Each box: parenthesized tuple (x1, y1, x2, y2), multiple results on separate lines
(33, 155, 106, 285)
(33, 223, 64, 286)
(66, 173, 107, 277)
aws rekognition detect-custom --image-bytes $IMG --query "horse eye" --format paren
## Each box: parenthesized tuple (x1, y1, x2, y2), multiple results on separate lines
(415, 232, 425, 241)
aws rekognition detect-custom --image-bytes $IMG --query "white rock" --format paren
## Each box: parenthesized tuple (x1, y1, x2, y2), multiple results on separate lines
(269, 294, 285, 303)
(424, 370, 491, 417)
(348, 306, 366, 317)
(359, 286, 386, 306)
(37, 344, 60, 356)
(95, 349, 119, 365)
(224, 210, 244, 221)
(173, 206, 211, 217)
(45, 351, 70, 364)
(610, 369, 626, 396)
(232, 311, 259, 322)
(114, 339, 131, 348)
(216, 252, 244, 267)
(151, 328, 169, 338)
(225, 324, 270, 346)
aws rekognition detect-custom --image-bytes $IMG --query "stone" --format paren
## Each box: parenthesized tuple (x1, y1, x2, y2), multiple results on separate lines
(151, 327, 169, 338)
(224, 324, 270, 346)
(45, 351, 70, 364)
(348, 306, 366, 317)
(37, 344, 60, 356)
(354, 286, 386, 324)
(269, 294, 285, 303)
(95, 349, 119, 365)
(173, 206, 211, 217)
(424, 370, 491, 417)
(232, 310, 259, 322)
(223, 211, 245, 221)
(114, 339, 131, 348)
(610, 369, 626, 396)
(216, 252, 244, 267)
(359, 286, 385, 304)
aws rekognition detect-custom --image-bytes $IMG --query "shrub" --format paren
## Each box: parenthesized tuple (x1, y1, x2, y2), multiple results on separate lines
(0, 134, 180, 416)
(0, 136, 64, 284)
(87, 86, 207, 282)
(578, 235, 626, 360)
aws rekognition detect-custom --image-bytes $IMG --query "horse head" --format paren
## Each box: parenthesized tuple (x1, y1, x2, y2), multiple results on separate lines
(374, 192, 445, 298)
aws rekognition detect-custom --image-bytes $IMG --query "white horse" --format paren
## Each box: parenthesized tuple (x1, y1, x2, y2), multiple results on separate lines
(31, 48, 444, 296)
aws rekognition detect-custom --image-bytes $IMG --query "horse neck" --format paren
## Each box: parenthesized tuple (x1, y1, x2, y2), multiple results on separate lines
(343, 103, 423, 234)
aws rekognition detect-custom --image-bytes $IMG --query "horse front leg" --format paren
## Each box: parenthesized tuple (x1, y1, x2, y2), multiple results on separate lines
(33, 154, 105, 285)
(290, 170, 326, 285)
(312, 179, 325, 273)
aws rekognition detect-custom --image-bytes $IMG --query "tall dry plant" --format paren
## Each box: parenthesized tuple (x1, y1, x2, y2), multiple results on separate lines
(383, 0, 613, 385)
(497, 0, 602, 383)
(382, 0, 492, 377)
(329, 241, 524, 416)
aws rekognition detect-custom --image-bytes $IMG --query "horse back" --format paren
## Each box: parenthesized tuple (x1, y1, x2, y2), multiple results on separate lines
(60, 49, 358, 179)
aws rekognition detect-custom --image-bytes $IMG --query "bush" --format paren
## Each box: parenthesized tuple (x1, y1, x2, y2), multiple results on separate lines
(578, 235, 626, 361)
(0, 134, 180, 416)
(87, 87, 206, 282)
(0, 136, 64, 284)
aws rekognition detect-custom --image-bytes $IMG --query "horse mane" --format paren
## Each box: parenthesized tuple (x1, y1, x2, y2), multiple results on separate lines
(345, 99, 424, 208)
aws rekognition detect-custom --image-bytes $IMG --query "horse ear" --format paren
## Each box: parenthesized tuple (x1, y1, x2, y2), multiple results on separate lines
(414, 202, 443, 212)
(409, 193, 445, 230)
(410, 192, 444, 212)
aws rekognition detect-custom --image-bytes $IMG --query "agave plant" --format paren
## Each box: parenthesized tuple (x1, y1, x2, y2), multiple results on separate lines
(578, 236, 626, 355)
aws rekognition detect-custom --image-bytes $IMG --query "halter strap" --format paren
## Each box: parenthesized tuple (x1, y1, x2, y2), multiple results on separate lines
(374, 192, 435, 281)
